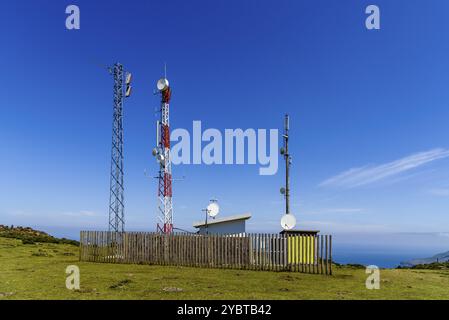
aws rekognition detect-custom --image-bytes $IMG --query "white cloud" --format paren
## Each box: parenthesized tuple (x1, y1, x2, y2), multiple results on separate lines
(320, 148, 449, 188)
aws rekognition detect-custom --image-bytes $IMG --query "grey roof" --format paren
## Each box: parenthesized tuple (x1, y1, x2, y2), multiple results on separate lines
(193, 213, 251, 228)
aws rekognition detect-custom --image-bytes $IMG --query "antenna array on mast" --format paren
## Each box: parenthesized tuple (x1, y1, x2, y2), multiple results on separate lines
(152, 72, 174, 234)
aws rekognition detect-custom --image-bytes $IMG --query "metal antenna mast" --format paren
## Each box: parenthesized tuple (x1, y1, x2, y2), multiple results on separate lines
(280, 114, 292, 215)
(108, 63, 132, 233)
(152, 76, 173, 234)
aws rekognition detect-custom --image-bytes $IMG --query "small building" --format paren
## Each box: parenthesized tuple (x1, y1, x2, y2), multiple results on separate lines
(193, 213, 251, 235)
(280, 229, 321, 265)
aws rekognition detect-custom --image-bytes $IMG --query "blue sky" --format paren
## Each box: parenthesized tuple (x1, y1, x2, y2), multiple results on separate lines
(2, 0, 449, 251)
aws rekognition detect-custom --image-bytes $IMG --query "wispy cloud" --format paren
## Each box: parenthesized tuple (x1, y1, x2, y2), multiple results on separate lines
(62, 210, 98, 217)
(437, 232, 449, 238)
(323, 208, 365, 214)
(320, 148, 449, 188)
(303, 208, 365, 215)
(428, 188, 449, 197)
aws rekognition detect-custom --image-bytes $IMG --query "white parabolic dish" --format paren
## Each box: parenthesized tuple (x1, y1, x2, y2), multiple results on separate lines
(207, 202, 220, 217)
(157, 78, 169, 91)
(281, 214, 296, 230)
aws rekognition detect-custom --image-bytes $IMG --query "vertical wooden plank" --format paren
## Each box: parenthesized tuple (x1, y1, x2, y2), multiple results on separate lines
(271, 233, 275, 271)
(219, 234, 223, 268)
(229, 234, 233, 269)
(290, 234, 294, 272)
(248, 234, 252, 270)
(225, 235, 228, 269)
(259, 233, 262, 271)
(275, 234, 279, 272)
(150, 233, 154, 265)
(309, 235, 313, 274)
(329, 235, 333, 275)
(299, 234, 303, 273)
(313, 235, 317, 274)
(304, 235, 308, 273)
(296, 235, 300, 273)
(284, 234, 288, 271)
(191, 235, 194, 267)
(205, 234, 208, 268)
(234, 235, 238, 269)
(208, 234, 211, 268)
(185, 234, 188, 267)
(254, 234, 258, 270)
(242, 235, 245, 269)
(266, 233, 270, 271)
(263, 233, 268, 271)
(273, 234, 276, 272)
(183, 235, 187, 267)
(268, 234, 273, 271)
(216, 234, 219, 268)
(215, 234, 218, 268)
(210, 234, 213, 268)
(178, 234, 182, 266)
(259, 234, 263, 271)
(234, 235, 237, 270)
(195, 234, 198, 267)
(202, 234, 206, 268)
(302, 235, 306, 273)
(271, 234, 275, 271)
(325, 235, 329, 275)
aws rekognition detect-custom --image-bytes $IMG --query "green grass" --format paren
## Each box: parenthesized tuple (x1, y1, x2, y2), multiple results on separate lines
(1, 237, 448, 300)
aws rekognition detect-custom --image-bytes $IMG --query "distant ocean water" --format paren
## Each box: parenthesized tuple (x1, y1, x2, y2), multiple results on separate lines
(332, 249, 428, 268)
(35, 226, 449, 269)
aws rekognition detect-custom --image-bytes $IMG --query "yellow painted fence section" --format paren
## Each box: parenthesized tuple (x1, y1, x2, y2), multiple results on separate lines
(288, 235, 315, 264)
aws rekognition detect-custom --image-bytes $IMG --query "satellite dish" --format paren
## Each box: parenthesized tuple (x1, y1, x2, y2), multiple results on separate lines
(280, 147, 285, 155)
(157, 78, 169, 91)
(157, 153, 165, 164)
(280, 187, 286, 195)
(207, 202, 220, 218)
(152, 148, 158, 157)
(281, 214, 296, 231)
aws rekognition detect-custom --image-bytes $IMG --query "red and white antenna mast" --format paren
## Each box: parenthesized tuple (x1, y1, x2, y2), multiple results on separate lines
(153, 75, 173, 234)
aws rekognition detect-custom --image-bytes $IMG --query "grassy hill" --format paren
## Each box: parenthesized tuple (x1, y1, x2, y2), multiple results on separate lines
(0, 225, 79, 246)
(1, 236, 449, 299)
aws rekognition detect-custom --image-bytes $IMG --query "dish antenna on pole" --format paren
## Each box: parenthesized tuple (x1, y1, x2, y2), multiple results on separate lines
(206, 202, 220, 218)
(281, 214, 296, 231)
(202, 199, 219, 235)
(157, 78, 170, 91)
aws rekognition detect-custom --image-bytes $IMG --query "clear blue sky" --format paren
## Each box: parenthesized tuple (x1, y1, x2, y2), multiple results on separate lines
(1, 0, 449, 248)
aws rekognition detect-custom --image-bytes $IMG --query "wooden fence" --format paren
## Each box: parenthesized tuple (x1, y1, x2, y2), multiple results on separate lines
(79, 231, 332, 275)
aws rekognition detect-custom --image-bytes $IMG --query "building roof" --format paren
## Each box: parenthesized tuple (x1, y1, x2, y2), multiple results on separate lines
(193, 213, 252, 228)
(279, 230, 320, 235)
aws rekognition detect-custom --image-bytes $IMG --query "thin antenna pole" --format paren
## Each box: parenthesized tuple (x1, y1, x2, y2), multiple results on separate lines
(284, 114, 290, 215)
